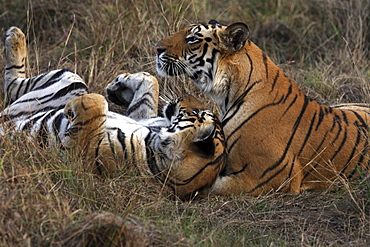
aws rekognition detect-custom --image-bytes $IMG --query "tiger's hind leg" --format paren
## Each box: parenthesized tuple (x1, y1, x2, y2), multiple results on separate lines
(106, 72, 159, 120)
(3, 27, 27, 103)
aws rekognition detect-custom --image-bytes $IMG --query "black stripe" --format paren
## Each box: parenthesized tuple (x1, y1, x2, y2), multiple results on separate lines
(5, 64, 24, 70)
(261, 96, 310, 179)
(228, 136, 240, 153)
(146, 146, 157, 172)
(282, 84, 293, 103)
(6, 78, 18, 92)
(15, 78, 26, 99)
(281, 94, 298, 118)
(48, 82, 87, 101)
(340, 110, 349, 125)
(270, 70, 280, 91)
(73, 114, 106, 129)
(250, 162, 290, 193)
(191, 43, 208, 67)
(222, 162, 249, 176)
(297, 112, 317, 156)
(224, 84, 231, 110)
(315, 106, 326, 131)
(222, 80, 261, 127)
(303, 130, 330, 180)
(262, 52, 268, 79)
(94, 137, 105, 175)
(341, 121, 368, 174)
(9, 105, 66, 119)
(126, 97, 155, 116)
(174, 152, 227, 186)
(287, 161, 295, 184)
(244, 53, 253, 90)
(23, 78, 33, 96)
(52, 111, 66, 144)
(29, 73, 49, 91)
(12, 81, 87, 107)
(329, 128, 347, 162)
(34, 69, 74, 90)
(352, 111, 368, 128)
(330, 116, 343, 146)
(310, 130, 330, 160)
(21, 119, 37, 131)
(226, 92, 286, 143)
(116, 128, 127, 156)
(36, 110, 57, 146)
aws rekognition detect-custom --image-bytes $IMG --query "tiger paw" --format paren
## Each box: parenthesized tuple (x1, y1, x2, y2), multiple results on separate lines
(4, 27, 27, 68)
(106, 72, 158, 107)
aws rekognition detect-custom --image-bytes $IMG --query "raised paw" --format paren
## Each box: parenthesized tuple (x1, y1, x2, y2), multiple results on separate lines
(4, 27, 27, 69)
(106, 72, 158, 107)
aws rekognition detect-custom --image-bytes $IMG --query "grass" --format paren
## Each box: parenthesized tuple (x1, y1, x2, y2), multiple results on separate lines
(0, 0, 370, 246)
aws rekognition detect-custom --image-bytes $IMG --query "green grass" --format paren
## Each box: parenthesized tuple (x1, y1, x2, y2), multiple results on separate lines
(0, 0, 370, 246)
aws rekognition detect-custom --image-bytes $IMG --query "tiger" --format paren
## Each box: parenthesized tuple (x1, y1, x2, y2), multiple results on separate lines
(331, 103, 370, 114)
(155, 20, 370, 196)
(1, 26, 227, 200)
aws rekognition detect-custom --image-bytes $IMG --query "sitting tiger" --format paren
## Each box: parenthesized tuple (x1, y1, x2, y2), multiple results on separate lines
(155, 20, 370, 196)
(1, 26, 227, 200)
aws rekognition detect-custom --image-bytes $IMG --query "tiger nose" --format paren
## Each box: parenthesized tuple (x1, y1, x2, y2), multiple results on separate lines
(155, 44, 165, 55)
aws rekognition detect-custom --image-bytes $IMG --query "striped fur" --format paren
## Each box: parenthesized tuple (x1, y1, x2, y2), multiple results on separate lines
(155, 20, 370, 196)
(1, 27, 227, 200)
(331, 103, 370, 114)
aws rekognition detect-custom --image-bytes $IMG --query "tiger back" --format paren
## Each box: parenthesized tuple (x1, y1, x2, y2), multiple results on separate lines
(155, 20, 370, 196)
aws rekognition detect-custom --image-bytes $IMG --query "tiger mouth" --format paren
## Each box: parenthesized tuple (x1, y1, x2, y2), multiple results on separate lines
(155, 55, 187, 77)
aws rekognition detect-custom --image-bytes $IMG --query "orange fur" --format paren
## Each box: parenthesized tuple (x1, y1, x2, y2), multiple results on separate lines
(156, 21, 370, 196)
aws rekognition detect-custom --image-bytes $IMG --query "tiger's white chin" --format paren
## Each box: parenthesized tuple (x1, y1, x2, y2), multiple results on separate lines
(155, 64, 168, 77)
(155, 56, 170, 77)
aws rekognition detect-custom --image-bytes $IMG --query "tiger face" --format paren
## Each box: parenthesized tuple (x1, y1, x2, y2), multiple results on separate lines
(156, 20, 249, 95)
(147, 95, 227, 200)
(156, 20, 370, 196)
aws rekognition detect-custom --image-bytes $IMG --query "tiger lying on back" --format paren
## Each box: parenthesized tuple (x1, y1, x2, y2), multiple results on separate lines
(1, 27, 227, 200)
(155, 20, 370, 195)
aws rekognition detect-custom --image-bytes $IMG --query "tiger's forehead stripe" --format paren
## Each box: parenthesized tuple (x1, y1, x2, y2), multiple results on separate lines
(189, 24, 222, 36)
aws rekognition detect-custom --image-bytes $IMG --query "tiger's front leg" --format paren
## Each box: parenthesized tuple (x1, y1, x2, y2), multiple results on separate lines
(3, 26, 27, 104)
(106, 72, 159, 120)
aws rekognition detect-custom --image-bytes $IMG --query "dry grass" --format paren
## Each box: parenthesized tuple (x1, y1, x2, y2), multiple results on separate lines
(0, 0, 369, 246)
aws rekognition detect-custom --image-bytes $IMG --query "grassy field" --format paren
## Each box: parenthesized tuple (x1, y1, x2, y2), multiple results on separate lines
(0, 0, 369, 246)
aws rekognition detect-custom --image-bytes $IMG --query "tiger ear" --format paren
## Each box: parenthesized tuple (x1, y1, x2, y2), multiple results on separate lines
(193, 122, 216, 156)
(220, 22, 249, 52)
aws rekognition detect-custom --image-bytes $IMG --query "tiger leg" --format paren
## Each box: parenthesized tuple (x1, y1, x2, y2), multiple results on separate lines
(208, 159, 304, 196)
(3, 27, 88, 106)
(3, 27, 27, 103)
(106, 72, 159, 120)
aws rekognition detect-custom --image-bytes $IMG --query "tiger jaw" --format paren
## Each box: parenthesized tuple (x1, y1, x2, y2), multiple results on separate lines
(155, 41, 218, 92)
(155, 55, 185, 77)
(156, 53, 215, 93)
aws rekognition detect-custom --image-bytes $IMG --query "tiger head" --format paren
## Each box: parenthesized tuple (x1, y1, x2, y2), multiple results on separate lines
(148, 95, 228, 200)
(155, 20, 249, 94)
